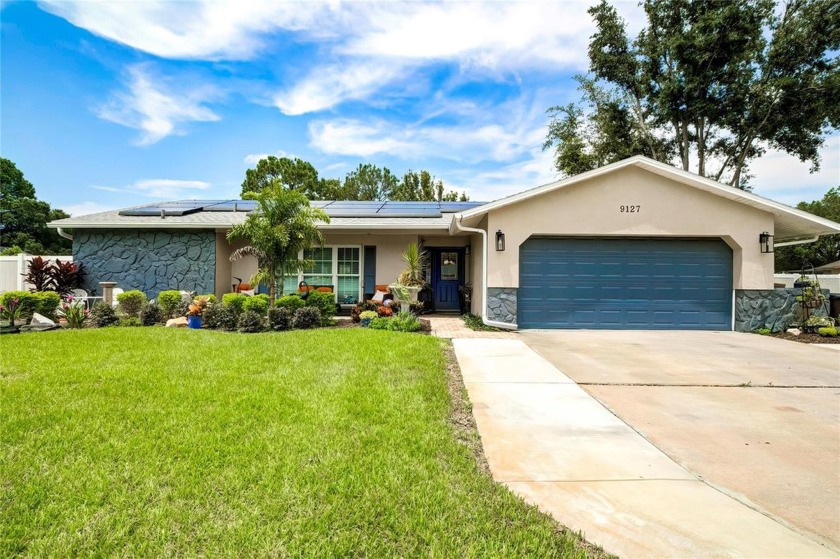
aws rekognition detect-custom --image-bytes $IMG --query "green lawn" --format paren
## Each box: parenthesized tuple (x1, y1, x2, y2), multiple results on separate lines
(1, 328, 600, 557)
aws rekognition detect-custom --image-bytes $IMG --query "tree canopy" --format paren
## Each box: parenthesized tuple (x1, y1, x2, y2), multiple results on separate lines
(241, 157, 468, 202)
(0, 157, 71, 255)
(774, 187, 840, 271)
(545, 0, 840, 189)
(227, 181, 329, 306)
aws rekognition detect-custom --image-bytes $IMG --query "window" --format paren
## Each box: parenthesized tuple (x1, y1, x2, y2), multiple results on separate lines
(303, 247, 333, 286)
(336, 247, 360, 304)
(286, 246, 362, 304)
(441, 252, 458, 281)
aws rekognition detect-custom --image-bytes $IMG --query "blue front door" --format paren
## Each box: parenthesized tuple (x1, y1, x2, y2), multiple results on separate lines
(432, 248, 464, 312)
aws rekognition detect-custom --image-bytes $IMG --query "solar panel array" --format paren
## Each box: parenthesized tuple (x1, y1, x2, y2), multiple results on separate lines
(119, 199, 486, 218)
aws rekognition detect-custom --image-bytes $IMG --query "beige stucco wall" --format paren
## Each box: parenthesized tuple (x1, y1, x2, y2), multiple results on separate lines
(486, 166, 775, 290)
(214, 231, 233, 299)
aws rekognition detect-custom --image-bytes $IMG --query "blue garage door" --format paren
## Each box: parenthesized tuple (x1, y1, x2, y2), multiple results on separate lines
(518, 238, 732, 330)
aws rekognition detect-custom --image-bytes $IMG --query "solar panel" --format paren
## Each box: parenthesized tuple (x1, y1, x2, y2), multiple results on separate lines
(201, 200, 258, 212)
(377, 207, 442, 217)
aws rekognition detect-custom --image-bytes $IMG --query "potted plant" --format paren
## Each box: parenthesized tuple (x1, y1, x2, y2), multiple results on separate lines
(186, 296, 209, 329)
(390, 243, 429, 313)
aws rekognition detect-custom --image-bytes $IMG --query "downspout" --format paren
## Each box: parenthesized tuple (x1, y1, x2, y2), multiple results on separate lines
(453, 216, 518, 330)
(774, 236, 818, 248)
(56, 227, 74, 241)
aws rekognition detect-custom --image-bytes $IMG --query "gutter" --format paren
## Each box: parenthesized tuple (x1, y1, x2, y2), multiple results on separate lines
(56, 227, 74, 241)
(774, 236, 819, 248)
(452, 216, 518, 330)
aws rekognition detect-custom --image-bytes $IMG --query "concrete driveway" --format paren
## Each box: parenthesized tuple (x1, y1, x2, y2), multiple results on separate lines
(519, 331, 840, 553)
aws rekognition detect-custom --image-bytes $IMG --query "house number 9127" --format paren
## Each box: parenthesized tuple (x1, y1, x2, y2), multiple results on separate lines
(620, 205, 641, 213)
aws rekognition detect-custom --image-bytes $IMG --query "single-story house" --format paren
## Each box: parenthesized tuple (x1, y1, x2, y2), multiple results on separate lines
(49, 156, 840, 331)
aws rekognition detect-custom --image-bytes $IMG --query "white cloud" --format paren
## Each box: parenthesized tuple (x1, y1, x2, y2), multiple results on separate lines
(244, 150, 289, 165)
(750, 136, 840, 205)
(98, 64, 220, 145)
(37, 0, 332, 60)
(93, 179, 211, 199)
(63, 201, 120, 217)
(308, 91, 552, 164)
(40, 0, 645, 115)
(274, 62, 406, 116)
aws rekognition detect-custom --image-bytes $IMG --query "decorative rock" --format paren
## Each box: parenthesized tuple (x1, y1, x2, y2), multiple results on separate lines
(166, 317, 188, 328)
(487, 287, 517, 324)
(787, 328, 801, 336)
(734, 288, 828, 333)
(30, 313, 56, 327)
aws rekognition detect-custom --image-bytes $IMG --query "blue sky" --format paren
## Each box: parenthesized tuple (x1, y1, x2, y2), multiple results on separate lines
(1, 0, 838, 217)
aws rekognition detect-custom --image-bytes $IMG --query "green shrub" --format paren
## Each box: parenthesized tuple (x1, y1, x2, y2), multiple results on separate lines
(238, 310, 265, 333)
(31, 291, 61, 320)
(176, 300, 191, 317)
(754, 328, 771, 336)
(369, 311, 421, 332)
(243, 294, 270, 316)
(216, 305, 239, 332)
(140, 303, 162, 326)
(118, 317, 142, 327)
(277, 295, 306, 313)
(117, 290, 147, 318)
(293, 307, 320, 329)
(196, 293, 217, 304)
(817, 326, 838, 337)
(202, 302, 221, 329)
(157, 290, 183, 318)
(222, 293, 247, 314)
(1, 291, 37, 320)
(268, 307, 293, 331)
(305, 291, 336, 326)
(89, 302, 119, 328)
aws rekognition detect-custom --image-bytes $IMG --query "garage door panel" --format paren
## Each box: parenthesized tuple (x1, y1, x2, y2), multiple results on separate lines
(518, 238, 732, 330)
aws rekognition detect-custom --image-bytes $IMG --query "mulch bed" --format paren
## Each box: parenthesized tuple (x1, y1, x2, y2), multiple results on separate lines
(770, 332, 840, 344)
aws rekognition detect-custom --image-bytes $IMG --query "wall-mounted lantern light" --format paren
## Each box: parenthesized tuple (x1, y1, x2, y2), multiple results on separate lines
(495, 230, 506, 252)
(759, 231, 774, 254)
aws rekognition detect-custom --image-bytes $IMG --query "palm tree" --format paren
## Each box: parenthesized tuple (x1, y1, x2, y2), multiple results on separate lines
(227, 180, 329, 307)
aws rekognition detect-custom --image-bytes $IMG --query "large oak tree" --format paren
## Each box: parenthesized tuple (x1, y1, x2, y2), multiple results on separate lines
(545, 0, 840, 188)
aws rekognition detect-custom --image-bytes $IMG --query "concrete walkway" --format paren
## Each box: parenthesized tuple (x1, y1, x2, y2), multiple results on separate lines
(453, 338, 837, 559)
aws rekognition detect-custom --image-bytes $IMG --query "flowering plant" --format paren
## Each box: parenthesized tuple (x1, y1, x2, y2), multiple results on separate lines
(0, 297, 23, 324)
(61, 296, 88, 329)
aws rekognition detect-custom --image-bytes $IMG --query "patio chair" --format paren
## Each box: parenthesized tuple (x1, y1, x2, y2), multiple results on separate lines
(70, 288, 89, 308)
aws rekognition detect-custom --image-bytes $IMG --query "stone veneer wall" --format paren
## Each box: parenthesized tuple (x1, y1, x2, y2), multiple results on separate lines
(734, 288, 829, 333)
(487, 287, 517, 324)
(73, 230, 216, 299)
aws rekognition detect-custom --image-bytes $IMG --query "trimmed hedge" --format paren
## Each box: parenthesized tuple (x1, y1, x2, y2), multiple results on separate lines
(222, 293, 247, 314)
(293, 307, 320, 329)
(305, 291, 336, 326)
(157, 290, 183, 319)
(0, 291, 60, 320)
(117, 290, 147, 318)
(277, 295, 306, 313)
(242, 294, 270, 316)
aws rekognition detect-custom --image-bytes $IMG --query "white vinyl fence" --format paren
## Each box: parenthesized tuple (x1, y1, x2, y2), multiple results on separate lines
(774, 273, 840, 293)
(0, 254, 73, 293)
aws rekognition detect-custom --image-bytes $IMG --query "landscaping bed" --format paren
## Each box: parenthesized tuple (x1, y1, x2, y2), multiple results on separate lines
(769, 332, 840, 344)
(0, 328, 604, 557)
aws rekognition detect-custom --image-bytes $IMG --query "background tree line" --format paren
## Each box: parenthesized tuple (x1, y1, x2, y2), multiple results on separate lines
(241, 156, 469, 202)
(1, 157, 71, 255)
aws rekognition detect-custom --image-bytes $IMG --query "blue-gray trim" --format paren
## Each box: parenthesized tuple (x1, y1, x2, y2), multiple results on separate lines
(73, 230, 216, 299)
(518, 237, 733, 330)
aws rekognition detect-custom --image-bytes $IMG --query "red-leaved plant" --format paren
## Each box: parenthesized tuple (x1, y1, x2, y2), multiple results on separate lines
(23, 256, 54, 292)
